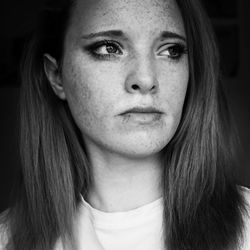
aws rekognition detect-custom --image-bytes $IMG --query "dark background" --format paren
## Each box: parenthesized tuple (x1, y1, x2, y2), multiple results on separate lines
(0, 0, 250, 212)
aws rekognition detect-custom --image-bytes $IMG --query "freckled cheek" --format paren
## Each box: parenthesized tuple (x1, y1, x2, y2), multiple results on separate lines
(159, 67, 189, 115)
(160, 69, 189, 130)
(62, 66, 114, 130)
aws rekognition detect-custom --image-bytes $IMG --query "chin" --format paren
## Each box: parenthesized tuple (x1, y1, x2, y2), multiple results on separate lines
(107, 114, 179, 158)
(108, 134, 171, 159)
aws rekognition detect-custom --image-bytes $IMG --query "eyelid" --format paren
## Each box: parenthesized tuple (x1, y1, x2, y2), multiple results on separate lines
(86, 40, 125, 59)
(90, 40, 123, 51)
(157, 43, 187, 54)
(158, 42, 186, 50)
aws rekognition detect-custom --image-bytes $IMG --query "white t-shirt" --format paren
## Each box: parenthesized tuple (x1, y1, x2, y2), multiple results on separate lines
(80, 195, 165, 250)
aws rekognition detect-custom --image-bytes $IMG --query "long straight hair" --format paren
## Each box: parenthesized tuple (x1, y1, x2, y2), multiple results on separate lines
(2, 0, 248, 249)
(162, 0, 248, 249)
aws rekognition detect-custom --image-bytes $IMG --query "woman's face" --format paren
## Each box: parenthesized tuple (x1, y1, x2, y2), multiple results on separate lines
(60, 0, 189, 158)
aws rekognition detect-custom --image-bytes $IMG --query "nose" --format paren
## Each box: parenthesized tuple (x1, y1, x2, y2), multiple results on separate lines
(125, 56, 159, 95)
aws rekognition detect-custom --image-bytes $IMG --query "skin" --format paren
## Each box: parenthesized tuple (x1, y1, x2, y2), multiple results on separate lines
(45, 0, 189, 212)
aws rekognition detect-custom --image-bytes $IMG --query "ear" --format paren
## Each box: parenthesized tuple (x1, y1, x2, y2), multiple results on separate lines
(43, 54, 66, 100)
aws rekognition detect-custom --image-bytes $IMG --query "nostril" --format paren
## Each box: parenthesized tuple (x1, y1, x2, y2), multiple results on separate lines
(132, 84, 139, 90)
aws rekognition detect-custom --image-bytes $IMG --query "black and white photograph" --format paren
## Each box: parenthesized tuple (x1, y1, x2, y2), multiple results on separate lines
(0, 0, 250, 249)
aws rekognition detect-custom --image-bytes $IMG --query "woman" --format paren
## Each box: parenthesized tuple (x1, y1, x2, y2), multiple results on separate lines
(1, 0, 249, 249)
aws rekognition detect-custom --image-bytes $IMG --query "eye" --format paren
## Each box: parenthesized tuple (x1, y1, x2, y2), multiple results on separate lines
(97, 43, 121, 55)
(85, 40, 123, 60)
(158, 44, 187, 60)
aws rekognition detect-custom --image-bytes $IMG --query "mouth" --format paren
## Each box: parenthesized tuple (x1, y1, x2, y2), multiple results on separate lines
(120, 106, 163, 115)
(119, 106, 164, 124)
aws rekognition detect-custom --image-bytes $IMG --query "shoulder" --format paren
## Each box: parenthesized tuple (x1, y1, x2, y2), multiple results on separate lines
(240, 185, 250, 216)
(0, 225, 8, 250)
(239, 186, 250, 250)
(0, 210, 10, 250)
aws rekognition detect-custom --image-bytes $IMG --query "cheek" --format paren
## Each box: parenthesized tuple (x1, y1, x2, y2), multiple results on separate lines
(160, 64, 189, 115)
(161, 67, 188, 141)
(62, 60, 107, 131)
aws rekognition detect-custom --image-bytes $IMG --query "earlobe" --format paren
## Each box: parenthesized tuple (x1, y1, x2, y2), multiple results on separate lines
(43, 54, 66, 100)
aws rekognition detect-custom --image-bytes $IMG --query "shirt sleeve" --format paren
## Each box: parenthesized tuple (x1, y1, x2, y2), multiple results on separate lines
(0, 224, 8, 250)
(240, 186, 250, 250)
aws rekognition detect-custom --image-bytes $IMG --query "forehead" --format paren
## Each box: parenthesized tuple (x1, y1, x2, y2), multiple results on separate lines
(67, 0, 185, 39)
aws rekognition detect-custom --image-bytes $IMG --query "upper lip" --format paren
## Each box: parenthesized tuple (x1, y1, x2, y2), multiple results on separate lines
(120, 106, 163, 115)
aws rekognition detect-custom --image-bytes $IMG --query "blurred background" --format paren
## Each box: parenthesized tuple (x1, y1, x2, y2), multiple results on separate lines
(0, 0, 249, 212)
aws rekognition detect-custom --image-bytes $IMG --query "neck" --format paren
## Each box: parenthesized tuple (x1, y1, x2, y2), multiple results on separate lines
(85, 148, 163, 212)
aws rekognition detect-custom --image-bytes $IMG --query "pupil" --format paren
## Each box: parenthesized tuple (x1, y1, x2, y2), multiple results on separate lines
(169, 47, 178, 56)
(107, 45, 117, 53)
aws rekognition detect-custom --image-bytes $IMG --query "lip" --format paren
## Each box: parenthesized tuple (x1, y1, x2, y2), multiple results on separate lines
(119, 106, 163, 115)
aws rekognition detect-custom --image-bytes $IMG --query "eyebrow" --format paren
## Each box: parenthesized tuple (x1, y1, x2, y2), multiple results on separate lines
(81, 29, 186, 42)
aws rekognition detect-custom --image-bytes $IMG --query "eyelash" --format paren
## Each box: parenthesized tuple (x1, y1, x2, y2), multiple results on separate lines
(85, 40, 122, 60)
(85, 40, 187, 61)
(158, 44, 188, 60)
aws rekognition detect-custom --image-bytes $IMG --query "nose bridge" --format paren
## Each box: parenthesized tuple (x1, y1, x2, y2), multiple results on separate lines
(137, 53, 155, 81)
(125, 51, 159, 94)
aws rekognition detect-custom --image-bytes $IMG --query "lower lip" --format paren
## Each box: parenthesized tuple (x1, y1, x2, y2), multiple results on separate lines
(121, 112, 162, 124)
